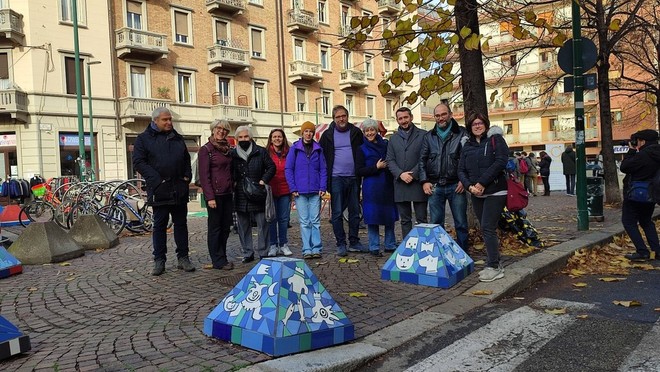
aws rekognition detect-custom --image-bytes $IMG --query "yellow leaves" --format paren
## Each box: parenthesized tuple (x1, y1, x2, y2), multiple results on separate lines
(474, 260, 486, 265)
(545, 308, 567, 315)
(378, 81, 392, 96)
(449, 34, 459, 45)
(348, 292, 368, 298)
(202, 264, 214, 270)
(481, 38, 490, 53)
(609, 19, 621, 31)
(405, 50, 419, 65)
(572, 282, 588, 288)
(314, 261, 328, 266)
(489, 90, 498, 103)
(599, 277, 626, 282)
(28, 287, 38, 292)
(350, 17, 361, 29)
(464, 34, 481, 50)
(402, 71, 414, 84)
(552, 33, 567, 47)
(576, 314, 589, 319)
(612, 300, 642, 307)
(524, 10, 537, 24)
(459, 26, 471, 39)
(405, 91, 418, 105)
(471, 290, 493, 296)
(59, 262, 71, 267)
(124, 269, 134, 273)
(567, 269, 587, 278)
(338, 258, 359, 264)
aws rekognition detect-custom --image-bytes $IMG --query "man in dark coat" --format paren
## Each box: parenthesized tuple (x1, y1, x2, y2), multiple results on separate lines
(133, 107, 194, 276)
(561, 145, 577, 195)
(386, 107, 428, 241)
(231, 126, 276, 263)
(319, 105, 365, 257)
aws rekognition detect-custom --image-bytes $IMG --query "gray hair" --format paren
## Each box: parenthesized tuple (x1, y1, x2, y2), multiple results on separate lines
(210, 119, 231, 132)
(235, 125, 252, 138)
(361, 118, 379, 132)
(151, 107, 171, 121)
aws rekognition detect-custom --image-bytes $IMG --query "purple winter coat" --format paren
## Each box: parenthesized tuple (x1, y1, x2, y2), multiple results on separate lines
(285, 139, 327, 194)
(198, 142, 233, 201)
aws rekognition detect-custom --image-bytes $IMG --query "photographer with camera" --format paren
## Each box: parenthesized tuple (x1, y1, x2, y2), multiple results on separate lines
(620, 129, 660, 261)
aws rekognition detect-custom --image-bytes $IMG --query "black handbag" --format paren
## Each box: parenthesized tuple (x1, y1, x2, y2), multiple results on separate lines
(242, 177, 267, 203)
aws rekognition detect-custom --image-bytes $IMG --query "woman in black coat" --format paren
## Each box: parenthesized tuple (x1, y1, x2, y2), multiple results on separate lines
(538, 151, 552, 196)
(458, 112, 508, 282)
(231, 126, 276, 263)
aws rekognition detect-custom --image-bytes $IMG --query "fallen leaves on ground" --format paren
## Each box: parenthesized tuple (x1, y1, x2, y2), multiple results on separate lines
(27, 287, 38, 292)
(202, 264, 214, 270)
(471, 290, 493, 295)
(572, 282, 588, 288)
(613, 300, 642, 307)
(338, 258, 359, 264)
(563, 235, 635, 276)
(545, 308, 567, 315)
(470, 229, 542, 257)
(59, 262, 71, 266)
(576, 314, 589, 319)
(314, 261, 328, 266)
(347, 292, 368, 297)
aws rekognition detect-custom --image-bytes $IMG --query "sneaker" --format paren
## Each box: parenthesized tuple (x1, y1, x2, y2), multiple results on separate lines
(337, 245, 348, 257)
(312, 253, 322, 258)
(152, 259, 165, 276)
(303, 253, 313, 259)
(370, 250, 383, 257)
(268, 245, 279, 257)
(280, 244, 293, 256)
(242, 254, 255, 264)
(177, 256, 196, 272)
(624, 252, 650, 261)
(348, 242, 368, 253)
(479, 266, 504, 282)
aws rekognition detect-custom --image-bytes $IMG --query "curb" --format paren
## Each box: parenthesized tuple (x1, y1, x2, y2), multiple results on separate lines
(245, 215, 644, 372)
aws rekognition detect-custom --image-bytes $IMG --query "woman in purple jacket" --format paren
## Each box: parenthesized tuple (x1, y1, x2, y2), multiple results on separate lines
(198, 119, 234, 270)
(285, 121, 327, 259)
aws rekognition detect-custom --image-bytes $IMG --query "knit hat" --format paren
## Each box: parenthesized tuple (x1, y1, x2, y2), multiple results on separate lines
(632, 129, 659, 142)
(300, 121, 315, 133)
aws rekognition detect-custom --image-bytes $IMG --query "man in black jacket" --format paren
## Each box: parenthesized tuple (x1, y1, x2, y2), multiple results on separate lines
(133, 107, 194, 276)
(319, 105, 365, 257)
(418, 103, 469, 251)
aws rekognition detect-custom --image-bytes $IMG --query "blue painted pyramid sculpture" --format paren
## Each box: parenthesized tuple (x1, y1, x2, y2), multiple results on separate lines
(204, 257, 354, 356)
(382, 224, 474, 288)
(0, 315, 31, 360)
(0, 245, 22, 279)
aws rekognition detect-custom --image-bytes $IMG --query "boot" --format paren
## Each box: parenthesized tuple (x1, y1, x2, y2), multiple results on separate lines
(152, 259, 165, 276)
(177, 256, 196, 272)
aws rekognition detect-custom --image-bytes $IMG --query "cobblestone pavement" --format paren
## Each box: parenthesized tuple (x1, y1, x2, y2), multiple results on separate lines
(0, 194, 622, 371)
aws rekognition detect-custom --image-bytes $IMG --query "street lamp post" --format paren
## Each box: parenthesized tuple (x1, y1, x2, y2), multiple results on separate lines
(86, 61, 102, 181)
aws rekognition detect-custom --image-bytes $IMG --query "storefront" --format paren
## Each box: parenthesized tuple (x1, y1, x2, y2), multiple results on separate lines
(59, 132, 97, 179)
(125, 135, 200, 180)
(0, 133, 18, 179)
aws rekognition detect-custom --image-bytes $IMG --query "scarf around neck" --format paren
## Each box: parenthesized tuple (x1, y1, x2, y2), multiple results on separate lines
(208, 136, 230, 155)
(436, 121, 453, 142)
(236, 141, 252, 161)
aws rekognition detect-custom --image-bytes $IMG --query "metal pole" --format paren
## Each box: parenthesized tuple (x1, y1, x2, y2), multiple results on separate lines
(72, 0, 86, 181)
(315, 100, 319, 127)
(572, 0, 588, 230)
(86, 61, 101, 181)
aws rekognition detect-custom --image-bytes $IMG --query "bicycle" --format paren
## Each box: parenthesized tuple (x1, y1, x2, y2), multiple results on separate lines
(19, 180, 75, 228)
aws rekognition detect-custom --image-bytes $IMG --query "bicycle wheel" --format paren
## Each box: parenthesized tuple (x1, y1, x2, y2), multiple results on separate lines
(67, 201, 101, 229)
(96, 205, 127, 235)
(20, 201, 55, 226)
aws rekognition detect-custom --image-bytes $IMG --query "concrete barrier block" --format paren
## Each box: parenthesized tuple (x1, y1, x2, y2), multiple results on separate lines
(8, 221, 84, 264)
(69, 215, 119, 250)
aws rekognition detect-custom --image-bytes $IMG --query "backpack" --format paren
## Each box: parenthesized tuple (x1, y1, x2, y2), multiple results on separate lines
(519, 158, 529, 174)
(506, 158, 517, 173)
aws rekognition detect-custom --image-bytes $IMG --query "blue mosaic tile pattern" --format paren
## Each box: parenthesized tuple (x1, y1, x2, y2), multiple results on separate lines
(0, 315, 31, 360)
(0, 246, 22, 279)
(204, 257, 354, 356)
(381, 223, 474, 288)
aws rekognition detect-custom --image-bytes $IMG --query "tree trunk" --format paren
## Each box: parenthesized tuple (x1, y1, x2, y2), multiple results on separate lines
(455, 0, 488, 119)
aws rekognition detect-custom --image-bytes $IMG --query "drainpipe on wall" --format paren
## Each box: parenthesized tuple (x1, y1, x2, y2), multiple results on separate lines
(276, 1, 287, 127)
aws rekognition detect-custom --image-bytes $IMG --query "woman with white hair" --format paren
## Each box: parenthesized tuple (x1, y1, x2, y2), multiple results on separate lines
(198, 119, 234, 270)
(231, 126, 276, 263)
(356, 119, 398, 256)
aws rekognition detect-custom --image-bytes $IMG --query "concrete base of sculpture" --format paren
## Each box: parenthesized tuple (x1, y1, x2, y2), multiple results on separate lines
(381, 223, 474, 288)
(205, 257, 354, 356)
(0, 315, 31, 360)
(8, 221, 84, 264)
(69, 215, 119, 250)
(0, 246, 21, 279)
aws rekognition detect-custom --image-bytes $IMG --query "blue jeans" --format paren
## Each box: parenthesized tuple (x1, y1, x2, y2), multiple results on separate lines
(296, 193, 322, 254)
(565, 174, 576, 194)
(330, 176, 361, 247)
(152, 203, 189, 261)
(367, 224, 396, 251)
(428, 182, 468, 250)
(269, 194, 291, 246)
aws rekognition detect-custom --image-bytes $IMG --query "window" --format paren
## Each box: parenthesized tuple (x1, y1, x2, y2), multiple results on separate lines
(296, 88, 306, 111)
(612, 110, 623, 124)
(345, 94, 354, 115)
(385, 99, 393, 118)
(249, 0, 263, 5)
(320, 43, 330, 70)
(321, 90, 332, 115)
(60, 0, 87, 25)
(292, 0, 304, 10)
(318, 0, 328, 24)
(366, 96, 375, 118)
(503, 119, 519, 134)
(173, 10, 191, 44)
(540, 51, 549, 63)
(362, 11, 373, 37)
(364, 54, 374, 78)
(293, 38, 305, 61)
(0, 53, 9, 89)
(341, 5, 350, 26)
(176, 70, 194, 104)
(250, 27, 265, 58)
(64, 56, 85, 95)
(384, 58, 391, 74)
(126, 0, 142, 29)
(215, 19, 229, 44)
(217, 77, 231, 104)
(343, 50, 352, 69)
(254, 80, 267, 109)
(130, 65, 147, 98)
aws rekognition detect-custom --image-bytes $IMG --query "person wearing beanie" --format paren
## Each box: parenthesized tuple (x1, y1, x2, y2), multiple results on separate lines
(620, 129, 660, 261)
(300, 121, 315, 134)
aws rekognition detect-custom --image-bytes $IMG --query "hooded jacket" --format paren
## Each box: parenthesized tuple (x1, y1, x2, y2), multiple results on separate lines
(458, 125, 508, 195)
(418, 118, 467, 185)
(561, 147, 577, 175)
(285, 139, 327, 194)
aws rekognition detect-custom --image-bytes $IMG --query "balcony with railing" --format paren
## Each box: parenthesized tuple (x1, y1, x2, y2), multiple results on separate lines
(119, 97, 172, 125)
(0, 8, 24, 46)
(211, 93, 253, 124)
(287, 9, 318, 34)
(115, 27, 168, 61)
(205, 0, 246, 15)
(207, 39, 250, 73)
(338, 24, 354, 39)
(339, 69, 368, 90)
(378, 0, 401, 15)
(0, 81, 27, 123)
(288, 60, 322, 84)
(504, 127, 600, 145)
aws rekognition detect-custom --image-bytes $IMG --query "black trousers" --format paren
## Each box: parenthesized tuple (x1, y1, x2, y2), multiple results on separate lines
(207, 194, 233, 268)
